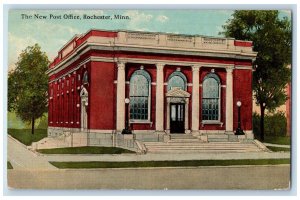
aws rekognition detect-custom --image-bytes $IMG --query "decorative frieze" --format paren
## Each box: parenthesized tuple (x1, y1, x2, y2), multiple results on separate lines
(167, 35, 193, 43)
(127, 32, 157, 40)
(203, 37, 226, 45)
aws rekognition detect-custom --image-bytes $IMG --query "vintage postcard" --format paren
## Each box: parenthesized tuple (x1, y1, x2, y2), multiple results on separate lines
(6, 8, 292, 190)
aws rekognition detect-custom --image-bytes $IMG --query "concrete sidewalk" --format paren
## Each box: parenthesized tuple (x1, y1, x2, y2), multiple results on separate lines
(8, 136, 57, 170)
(8, 134, 290, 170)
(263, 143, 291, 148)
(43, 151, 290, 163)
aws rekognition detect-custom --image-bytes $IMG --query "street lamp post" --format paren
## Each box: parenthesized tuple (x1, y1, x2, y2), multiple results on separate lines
(235, 101, 245, 135)
(122, 98, 132, 134)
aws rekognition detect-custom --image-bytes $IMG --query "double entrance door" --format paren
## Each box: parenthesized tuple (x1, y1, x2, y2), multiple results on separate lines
(170, 103, 185, 133)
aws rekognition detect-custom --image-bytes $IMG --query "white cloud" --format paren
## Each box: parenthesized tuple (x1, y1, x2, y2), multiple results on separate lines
(33, 20, 79, 36)
(123, 10, 153, 30)
(156, 15, 168, 23)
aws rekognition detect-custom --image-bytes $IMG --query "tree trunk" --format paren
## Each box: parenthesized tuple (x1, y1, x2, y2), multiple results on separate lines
(31, 116, 35, 135)
(260, 104, 265, 141)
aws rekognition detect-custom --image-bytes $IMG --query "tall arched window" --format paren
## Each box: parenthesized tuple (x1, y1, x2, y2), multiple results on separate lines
(202, 73, 220, 121)
(168, 71, 187, 91)
(129, 69, 151, 120)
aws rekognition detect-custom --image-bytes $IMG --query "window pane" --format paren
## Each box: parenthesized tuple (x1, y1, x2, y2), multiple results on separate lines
(203, 78, 219, 98)
(168, 75, 185, 91)
(130, 75, 149, 96)
(129, 73, 150, 120)
(171, 105, 176, 121)
(202, 77, 220, 120)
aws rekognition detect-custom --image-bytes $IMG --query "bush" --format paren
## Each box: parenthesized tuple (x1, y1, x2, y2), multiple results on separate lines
(253, 112, 287, 137)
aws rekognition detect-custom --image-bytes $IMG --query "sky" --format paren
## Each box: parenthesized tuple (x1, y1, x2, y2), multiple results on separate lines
(8, 9, 291, 70)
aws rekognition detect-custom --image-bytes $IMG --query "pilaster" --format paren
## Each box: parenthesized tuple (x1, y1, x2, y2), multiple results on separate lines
(191, 65, 200, 133)
(116, 62, 126, 131)
(225, 66, 234, 133)
(155, 63, 165, 132)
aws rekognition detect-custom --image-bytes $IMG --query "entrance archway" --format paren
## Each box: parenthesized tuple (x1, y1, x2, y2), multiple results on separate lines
(170, 103, 185, 133)
(166, 87, 190, 134)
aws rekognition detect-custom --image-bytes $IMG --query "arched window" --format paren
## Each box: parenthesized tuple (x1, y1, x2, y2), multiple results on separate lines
(168, 71, 187, 91)
(202, 73, 220, 121)
(129, 69, 151, 120)
(83, 71, 88, 84)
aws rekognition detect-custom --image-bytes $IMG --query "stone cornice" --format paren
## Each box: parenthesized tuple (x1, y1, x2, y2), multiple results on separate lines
(48, 55, 255, 82)
(47, 42, 256, 76)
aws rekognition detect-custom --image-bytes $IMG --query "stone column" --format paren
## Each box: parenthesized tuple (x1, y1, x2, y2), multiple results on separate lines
(226, 66, 234, 133)
(185, 99, 190, 133)
(191, 65, 200, 133)
(166, 98, 170, 134)
(155, 63, 165, 132)
(116, 62, 126, 131)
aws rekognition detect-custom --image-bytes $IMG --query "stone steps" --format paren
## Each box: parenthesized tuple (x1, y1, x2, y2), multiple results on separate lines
(145, 142, 254, 146)
(169, 139, 203, 143)
(169, 134, 203, 143)
(144, 141, 262, 153)
(170, 134, 197, 139)
(207, 134, 229, 142)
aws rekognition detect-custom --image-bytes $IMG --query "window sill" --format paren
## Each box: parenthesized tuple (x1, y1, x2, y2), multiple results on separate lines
(129, 120, 153, 125)
(201, 120, 223, 127)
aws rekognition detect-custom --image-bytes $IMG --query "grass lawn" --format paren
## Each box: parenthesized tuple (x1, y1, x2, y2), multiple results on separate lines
(7, 161, 13, 169)
(264, 136, 291, 145)
(267, 146, 290, 152)
(37, 146, 135, 154)
(50, 159, 290, 169)
(8, 129, 47, 146)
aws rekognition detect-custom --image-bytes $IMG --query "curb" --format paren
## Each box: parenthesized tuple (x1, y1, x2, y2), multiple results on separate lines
(263, 143, 291, 148)
(56, 164, 291, 171)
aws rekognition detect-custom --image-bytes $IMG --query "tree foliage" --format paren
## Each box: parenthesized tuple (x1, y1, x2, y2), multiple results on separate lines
(221, 10, 291, 140)
(8, 44, 49, 134)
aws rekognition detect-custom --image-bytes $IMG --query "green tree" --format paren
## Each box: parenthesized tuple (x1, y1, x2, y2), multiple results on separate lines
(221, 10, 291, 141)
(8, 44, 49, 134)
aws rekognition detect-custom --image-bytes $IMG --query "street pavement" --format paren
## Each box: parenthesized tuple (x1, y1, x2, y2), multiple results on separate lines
(7, 165, 290, 189)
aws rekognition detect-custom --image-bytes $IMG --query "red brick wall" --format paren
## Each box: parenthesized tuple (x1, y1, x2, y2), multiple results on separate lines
(89, 61, 115, 129)
(48, 64, 83, 129)
(233, 69, 253, 130)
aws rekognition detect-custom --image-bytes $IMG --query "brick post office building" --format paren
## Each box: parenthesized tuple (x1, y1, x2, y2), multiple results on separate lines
(46, 29, 257, 144)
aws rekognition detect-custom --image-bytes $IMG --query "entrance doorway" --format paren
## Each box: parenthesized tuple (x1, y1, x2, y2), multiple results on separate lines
(170, 103, 185, 133)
